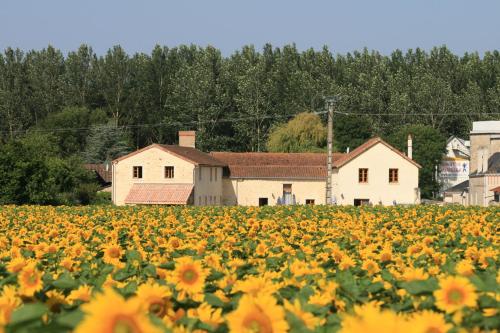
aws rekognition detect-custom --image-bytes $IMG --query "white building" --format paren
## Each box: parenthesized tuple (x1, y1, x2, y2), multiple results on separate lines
(440, 136, 470, 193)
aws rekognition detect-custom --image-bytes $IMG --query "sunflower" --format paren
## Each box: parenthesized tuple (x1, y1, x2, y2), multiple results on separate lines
(232, 276, 279, 297)
(135, 282, 171, 317)
(408, 311, 452, 333)
(0, 286, 21, 326)
(339, 256, 356, 270)
(226, 293, 288, 333)
(187, 302, 224, 329)
(434, 276, 478, 313)
(18, 263, 43, 297)
(340, 302, 406, 333)
(46, 290, 67, 312)
(362, 259, 380, 276)
(284, 299, 322, 330)
(102, 243, 123, 266)
(172, 257, 207, 299)
(455, 260, 474, 277)
(75, 288, 161, 333)
(66, 285, 93, 304)
(6, 257, 26, 274)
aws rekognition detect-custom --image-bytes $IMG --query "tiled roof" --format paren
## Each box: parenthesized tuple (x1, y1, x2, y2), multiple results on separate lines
(332, 137, 422, 168)
(444, 180, 469, 193)
(491, 186, 500, 193)
(113, 144, 225, 166)
(84, 164, 112, 183)
(125, 183, 194, 204)
(209, 152, 344, 179)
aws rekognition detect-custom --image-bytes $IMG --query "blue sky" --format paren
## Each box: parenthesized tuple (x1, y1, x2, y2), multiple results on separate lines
(1, 0, 499, 56)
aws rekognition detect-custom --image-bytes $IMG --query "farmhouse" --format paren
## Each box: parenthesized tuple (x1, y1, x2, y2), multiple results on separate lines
(468, 121, 500, 206)
(112, 131, 421, 206)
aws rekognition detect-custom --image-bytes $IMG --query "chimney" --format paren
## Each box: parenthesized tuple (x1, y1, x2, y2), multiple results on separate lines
(407, 134, 413, 160)
(179, 131, 196, 148)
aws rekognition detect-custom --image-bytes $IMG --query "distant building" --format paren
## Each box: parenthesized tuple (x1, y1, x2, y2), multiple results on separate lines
(443, 180, 469, 205)
(468, 121, 500, 206)
(84, 163, 112, 192)
(112, 132, 421, 206)
(439, 136, 470, 192)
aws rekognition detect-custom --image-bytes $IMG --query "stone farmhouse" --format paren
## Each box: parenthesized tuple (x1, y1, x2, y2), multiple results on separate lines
(112, 131, 421, 206)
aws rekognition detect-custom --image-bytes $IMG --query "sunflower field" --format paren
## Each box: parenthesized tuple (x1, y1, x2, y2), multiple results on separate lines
(0, 205, 498, 333)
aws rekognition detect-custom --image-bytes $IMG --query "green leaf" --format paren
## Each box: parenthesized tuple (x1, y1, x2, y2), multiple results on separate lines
(113, 269, 136, 282)
(366, 282, 384, 294)
(204, 293, 225, 307)
(400, 278, 438, 295)
(126, 250, 142, 261)
(143, 264, 157, 277)
(122, 281, 138, 296)
(9, 303, 48, 326)
(56, 309, 84, 328)
(52, 272, 78, 289)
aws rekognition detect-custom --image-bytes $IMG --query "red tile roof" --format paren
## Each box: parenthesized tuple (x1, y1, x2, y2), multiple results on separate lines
(113, 144, 225, 166)
(125, 183, 194, 204)
(332, 137, 422, 168)
(84, 163, 112, 183)
(491, 186, 500, 193)
(209, 152, 344, 179)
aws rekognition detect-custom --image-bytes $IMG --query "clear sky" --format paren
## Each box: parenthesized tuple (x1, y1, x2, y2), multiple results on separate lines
(1, 0, 499, 56)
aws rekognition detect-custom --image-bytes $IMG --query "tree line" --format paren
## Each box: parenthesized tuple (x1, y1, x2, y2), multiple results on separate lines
(0, 43, 499, 203)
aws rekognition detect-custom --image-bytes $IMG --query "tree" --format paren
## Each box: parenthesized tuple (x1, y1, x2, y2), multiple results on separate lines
(334, 114, 373, 152)
(83, 123, 133, 163)
(0, 133, 96, 204)
(38, 106, 108, 156)
(0, 48, 30, 141)
(386, 125, 447, 199)
(267, 112, 326, 152)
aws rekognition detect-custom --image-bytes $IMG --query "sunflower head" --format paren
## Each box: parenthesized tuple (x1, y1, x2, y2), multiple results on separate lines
(18, 263, 43, 297)
(136, 282, 171, 318)
(434, 275, 478, 313)
(173, 257, 207, 296)
(75, 288, 162, 333)
(226, 293, 289, 333)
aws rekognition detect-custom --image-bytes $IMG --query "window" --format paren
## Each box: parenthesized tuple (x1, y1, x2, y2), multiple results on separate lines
(305, 199, 315, 205)
(214, 168, 218, 181)
(164, 166, 174, 178)
(199, 167, 202, 181)
(354, 199, 370, 206)
(204, 196, 207, 205)
(198, 196, 201, 205)
(358, 168, 368, 183)
(210, 168, 213, 182)
(259, 198, 268, 206)
(389, 168, 398, 183)
(133, 166, 143, 179)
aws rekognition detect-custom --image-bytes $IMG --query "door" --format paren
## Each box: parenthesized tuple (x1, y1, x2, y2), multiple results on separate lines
(283, 184, 292, 205)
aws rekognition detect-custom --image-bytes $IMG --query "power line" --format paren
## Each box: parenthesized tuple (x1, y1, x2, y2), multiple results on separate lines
(0, 110, 329, 135)
(333, 111, 500, 116)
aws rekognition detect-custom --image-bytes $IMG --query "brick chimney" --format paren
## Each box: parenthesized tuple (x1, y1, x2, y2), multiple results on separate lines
(407, 134, 413, 160)
(179, 131, 196, 148)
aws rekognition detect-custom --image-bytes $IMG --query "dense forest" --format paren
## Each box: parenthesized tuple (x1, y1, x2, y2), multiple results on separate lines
(0, 44, 499, 203)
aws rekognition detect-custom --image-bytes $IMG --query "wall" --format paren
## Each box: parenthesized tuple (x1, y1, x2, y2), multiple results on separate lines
(469, 174, 500, 206)
(470, 134, 500, 174)
(222, 178, 326, 206)
(332, 143, 419, 205)
(193, 166, 223, 206)
(112, 147, 195, 205)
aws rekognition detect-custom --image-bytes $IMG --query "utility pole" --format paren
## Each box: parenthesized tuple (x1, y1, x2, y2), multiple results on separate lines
(325, 96, 336, 205)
